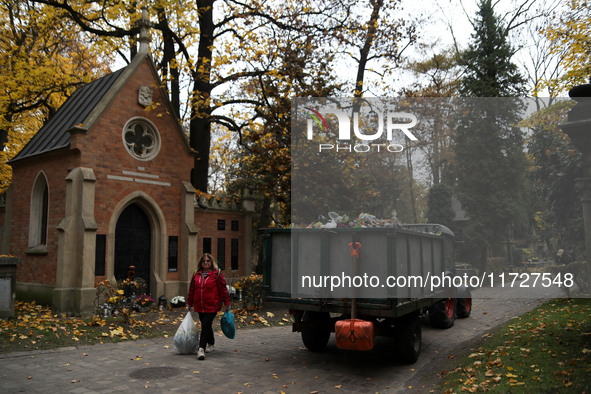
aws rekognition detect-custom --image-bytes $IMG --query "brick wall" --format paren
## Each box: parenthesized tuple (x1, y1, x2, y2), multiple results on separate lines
(195, 209, 248, 281)
(10, 149, 79, 285)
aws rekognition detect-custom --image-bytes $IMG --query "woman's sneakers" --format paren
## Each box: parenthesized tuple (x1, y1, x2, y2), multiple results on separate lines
(198, 344, 214, 359)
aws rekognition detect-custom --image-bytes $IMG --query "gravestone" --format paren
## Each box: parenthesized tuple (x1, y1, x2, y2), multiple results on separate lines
(0, 256, 21, 317)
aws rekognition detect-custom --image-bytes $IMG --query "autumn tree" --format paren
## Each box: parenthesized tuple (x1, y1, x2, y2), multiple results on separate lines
(0, 0, 109, 191)
(454, 0, 529, 272)
(220, 0, 419, 221)
(426, 183, 455, 227)
(324, 0, 419, 221)
(522, 100, 584, 254)
(406, 45, 463, 97)
(510, 0, 564, 97)
(405, 46, 463, 174)
(539, 0, 591, 95)
(226, 31, 341, 220)
(328, 0, 417, 97)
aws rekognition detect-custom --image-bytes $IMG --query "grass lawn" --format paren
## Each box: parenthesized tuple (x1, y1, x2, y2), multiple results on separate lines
(439, 298, 591, 393)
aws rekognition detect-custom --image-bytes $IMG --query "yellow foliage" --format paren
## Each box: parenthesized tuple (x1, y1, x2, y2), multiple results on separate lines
(539, 0, 591, 95)
(0, 1, 110, 192)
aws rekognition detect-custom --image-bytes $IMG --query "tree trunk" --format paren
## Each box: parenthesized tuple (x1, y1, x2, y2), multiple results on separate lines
(432, 107, 441, 185)
(353, 0, 383, 98)
(0, 112, 12, 151)
(190, 0, 215, 192)
(406, 138, 417, 222)
(479, 245, 488, 274)
(156, 6, 180, 118)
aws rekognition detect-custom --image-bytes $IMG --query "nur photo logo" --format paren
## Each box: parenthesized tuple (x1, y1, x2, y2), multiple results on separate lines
(303, 106, 418, 153)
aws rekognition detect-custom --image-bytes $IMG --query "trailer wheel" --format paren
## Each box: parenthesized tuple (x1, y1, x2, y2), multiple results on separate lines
(429, 298, 456, 329)
(395, 314, 421, 364)
(456, 289, 472, 318)
(301, 311, 331, 352)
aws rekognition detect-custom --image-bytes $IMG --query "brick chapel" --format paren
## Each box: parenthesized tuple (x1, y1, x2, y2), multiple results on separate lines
(0, 23, 254, 315)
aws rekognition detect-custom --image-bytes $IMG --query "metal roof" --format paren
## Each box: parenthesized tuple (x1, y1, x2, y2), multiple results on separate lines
(10, 68, 125, 163)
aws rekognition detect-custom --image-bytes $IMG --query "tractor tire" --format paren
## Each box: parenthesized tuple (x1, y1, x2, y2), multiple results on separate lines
(429, 298, 456, 329)
(456, 289, 472, 318)
(301, 311, 331, 352)
(394, 314, 422, 364)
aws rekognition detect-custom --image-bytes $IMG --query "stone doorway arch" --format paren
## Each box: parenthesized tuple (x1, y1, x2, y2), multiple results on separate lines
(107, 192, 167, 298)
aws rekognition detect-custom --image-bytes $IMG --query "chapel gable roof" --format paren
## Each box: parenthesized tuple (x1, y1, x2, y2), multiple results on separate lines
(10, 68, 124, 162)
(10, 52, 192, 163)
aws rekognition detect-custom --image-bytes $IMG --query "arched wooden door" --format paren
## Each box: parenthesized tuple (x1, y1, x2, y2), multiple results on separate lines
(114, 203, 152, 291)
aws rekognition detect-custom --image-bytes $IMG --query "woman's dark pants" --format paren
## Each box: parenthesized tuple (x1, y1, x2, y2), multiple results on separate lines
(198, 312, 217, 349)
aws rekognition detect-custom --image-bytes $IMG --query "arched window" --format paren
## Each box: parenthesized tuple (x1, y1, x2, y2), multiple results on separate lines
(29, 172, 49, 248)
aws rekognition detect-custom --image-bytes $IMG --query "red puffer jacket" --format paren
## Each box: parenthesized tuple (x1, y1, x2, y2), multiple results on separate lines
(187, 269, 231, 313)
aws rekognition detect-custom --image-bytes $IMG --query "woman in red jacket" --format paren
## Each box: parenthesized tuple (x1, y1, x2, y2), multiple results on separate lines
(187, 253, 231, 360)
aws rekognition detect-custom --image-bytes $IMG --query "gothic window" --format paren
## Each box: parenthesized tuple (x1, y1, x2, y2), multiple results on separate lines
(217, 238, 226, 270)
(121, 117, 161, 161)
(231, 238, 239, 270)
(29, 172, 49, 248)
(168, 236, 178, 272)
(203, 237, 211, 255)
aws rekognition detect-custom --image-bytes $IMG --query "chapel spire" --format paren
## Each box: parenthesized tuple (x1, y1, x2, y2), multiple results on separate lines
(137, 7, 151, 54)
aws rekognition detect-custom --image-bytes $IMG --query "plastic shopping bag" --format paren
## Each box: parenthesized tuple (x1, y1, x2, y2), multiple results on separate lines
(173, 313, 199, 354)
(220, 310, 235, 339)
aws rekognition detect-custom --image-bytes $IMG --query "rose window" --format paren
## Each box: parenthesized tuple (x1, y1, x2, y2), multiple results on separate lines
(121, 117, 161, 161)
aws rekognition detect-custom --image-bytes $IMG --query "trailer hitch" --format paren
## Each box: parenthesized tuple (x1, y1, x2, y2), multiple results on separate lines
(348, 242, 362, 258)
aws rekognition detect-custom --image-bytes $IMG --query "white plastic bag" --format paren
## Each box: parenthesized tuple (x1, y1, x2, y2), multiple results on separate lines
(173, 313, 199, 354)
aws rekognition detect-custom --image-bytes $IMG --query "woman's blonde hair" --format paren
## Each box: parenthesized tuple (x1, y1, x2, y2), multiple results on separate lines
(198, 253, 219, 271)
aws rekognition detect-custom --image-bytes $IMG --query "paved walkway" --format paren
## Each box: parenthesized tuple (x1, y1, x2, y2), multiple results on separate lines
(0, 286, 562, 394)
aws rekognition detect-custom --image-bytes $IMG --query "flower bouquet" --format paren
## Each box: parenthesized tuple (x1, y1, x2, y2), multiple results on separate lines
(136, 295, 155, 312)
(170, 296, 186, 308)
(106, 296, 120, 306)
